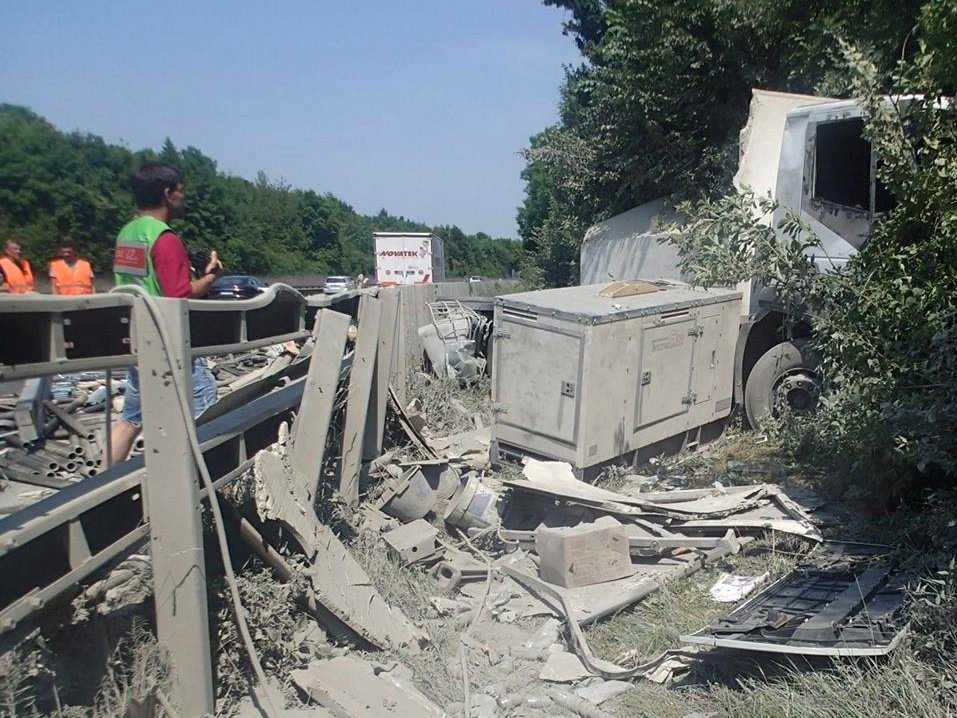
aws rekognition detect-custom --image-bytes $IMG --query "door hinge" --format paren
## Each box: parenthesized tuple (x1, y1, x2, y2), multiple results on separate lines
(641, 371, 652, 386)
(493, 328, 511, 339)
(561, 381, 576, 398)
(688, 326, 704, 337)
(681, 393, 697, 405)
(491, 402, 509, 414)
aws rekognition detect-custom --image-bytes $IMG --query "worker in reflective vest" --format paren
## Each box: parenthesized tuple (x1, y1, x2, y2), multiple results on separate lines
(0, 239, 36, 294)
(48, 241, 95, 295)
(107, 162, 223, 466)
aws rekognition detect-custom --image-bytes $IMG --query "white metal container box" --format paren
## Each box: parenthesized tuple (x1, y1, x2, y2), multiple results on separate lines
(491, 282, 742, 474)
(374, 232, 446, 286)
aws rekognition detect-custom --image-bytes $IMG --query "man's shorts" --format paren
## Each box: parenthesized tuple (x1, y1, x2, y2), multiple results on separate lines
(121, 358, 218, 427)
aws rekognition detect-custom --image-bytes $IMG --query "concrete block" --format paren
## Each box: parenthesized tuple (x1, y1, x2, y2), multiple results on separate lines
(535, 516, 634, 587)
(383, 519, 439, 565)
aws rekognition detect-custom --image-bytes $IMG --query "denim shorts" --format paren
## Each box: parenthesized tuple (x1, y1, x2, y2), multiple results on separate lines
(121, 358, 218, 426)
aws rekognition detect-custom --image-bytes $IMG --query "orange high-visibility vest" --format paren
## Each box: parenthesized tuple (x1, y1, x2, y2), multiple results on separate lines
(49, 258, 94, 295)
(0, 257, 35, 294)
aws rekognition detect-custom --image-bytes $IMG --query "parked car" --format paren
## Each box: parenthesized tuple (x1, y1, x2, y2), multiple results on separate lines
(206, 275, 267, 300)
(468, 276, 484, 284)
(323, 275, 354, 294)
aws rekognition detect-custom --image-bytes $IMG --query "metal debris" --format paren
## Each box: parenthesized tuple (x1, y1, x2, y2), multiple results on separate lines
(681, 542, 910, 656)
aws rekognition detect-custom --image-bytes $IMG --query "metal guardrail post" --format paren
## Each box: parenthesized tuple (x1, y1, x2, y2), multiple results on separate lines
(133, 297, 215, 716)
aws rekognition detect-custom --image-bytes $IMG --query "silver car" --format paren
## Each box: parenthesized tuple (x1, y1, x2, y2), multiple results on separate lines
(322, 275, 354, 294)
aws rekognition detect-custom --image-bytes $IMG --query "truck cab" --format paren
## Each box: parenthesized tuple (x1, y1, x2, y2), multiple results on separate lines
(580, 89, 891, 428)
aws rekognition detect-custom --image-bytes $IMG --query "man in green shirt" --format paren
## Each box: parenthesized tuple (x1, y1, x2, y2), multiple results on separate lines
(109, 162, 222, 465)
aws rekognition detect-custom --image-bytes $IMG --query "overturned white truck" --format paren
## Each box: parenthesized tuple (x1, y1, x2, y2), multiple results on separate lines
(493, 90, 889, 476)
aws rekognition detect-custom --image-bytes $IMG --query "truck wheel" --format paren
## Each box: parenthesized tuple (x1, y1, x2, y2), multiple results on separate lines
(744, 339, 821, 429)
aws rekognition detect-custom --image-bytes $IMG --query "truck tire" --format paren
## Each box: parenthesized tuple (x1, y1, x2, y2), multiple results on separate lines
(744, 339, 821, 429)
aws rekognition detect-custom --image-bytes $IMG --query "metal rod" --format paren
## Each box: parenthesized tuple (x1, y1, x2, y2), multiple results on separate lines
(105, 369, 112, 470)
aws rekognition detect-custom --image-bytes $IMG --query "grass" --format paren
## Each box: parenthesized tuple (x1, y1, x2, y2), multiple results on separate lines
(582, 536, 806, 670)
(405, 373, 492, 438)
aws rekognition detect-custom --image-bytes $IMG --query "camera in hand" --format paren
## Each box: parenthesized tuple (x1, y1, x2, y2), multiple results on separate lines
(188, 249, 217, 276)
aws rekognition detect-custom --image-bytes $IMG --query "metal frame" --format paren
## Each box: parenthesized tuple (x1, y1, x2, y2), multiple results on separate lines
(0, 288, 330, 716)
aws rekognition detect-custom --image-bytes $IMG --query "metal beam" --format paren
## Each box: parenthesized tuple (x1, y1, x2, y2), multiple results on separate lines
(363, 287, 399, 461)
(338, 295, 381, 508)
(290, 309, 350, 504)
(134, 297, 214, 716)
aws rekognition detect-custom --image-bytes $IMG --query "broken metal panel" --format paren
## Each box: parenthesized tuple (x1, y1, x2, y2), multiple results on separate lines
(338, 295, 381, 508)
(253, 445, 425, 650)
(289, 309, 350, 502)
(504, 460, 822, 542)
(681, 542, 909, 656)
(363, 286, 399, 461)
(14, 378, 50, 443)
(292, 657, 443, 717)
(134, 297, 215, 716)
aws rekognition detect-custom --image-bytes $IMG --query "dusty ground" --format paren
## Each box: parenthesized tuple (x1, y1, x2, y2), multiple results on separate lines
(2, 376, 955, 718)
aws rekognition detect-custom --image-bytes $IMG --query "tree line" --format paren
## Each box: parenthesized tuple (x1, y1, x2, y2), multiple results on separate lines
(0, 105, 520, 281)
(518, 0, 935, 287)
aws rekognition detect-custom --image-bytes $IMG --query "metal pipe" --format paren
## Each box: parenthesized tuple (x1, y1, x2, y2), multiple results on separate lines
(105, 369, 113, 470)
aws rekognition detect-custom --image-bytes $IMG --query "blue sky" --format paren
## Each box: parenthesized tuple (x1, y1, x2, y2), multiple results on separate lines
(0, 2, 582, 238)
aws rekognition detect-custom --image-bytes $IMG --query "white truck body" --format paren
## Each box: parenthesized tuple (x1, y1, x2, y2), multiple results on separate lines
(374, 232, 446, 286)
(568, 88, 893, 431)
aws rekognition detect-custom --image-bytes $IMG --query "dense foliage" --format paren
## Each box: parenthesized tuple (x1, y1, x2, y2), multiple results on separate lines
(0, 105, 519, 280)
(520, 0, 925, 287)
(659, 4, 957, 495)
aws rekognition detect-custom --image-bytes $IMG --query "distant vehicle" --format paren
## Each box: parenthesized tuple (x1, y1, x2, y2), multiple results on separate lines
(206, 275, 267, 300)
(373, 232, 445, 286)
(323, 275, 354, 294)
(468, 276, 484, 284)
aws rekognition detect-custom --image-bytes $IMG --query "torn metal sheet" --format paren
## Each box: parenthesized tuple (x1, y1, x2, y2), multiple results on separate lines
(291, 656, 443, 718)
(681, 542, 909, 656)
(427, 426, 490, 470)
(253, 444, 426, 651)
(507, 459, 821, 541)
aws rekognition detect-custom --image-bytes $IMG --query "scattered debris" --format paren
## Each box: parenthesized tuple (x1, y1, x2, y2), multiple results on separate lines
(708, 571, 770, 603)
(536, 516, 634, 588)
(682, 542, 910, 656)
(291, 656, 443, 717)
(383, 519, 440, 565)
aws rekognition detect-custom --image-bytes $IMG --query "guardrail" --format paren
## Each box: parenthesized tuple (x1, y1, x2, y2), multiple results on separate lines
(0, 285, 354, 714)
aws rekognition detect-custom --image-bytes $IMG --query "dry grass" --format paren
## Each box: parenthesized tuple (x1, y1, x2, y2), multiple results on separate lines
(406, 374, 491, 438)
(348, 529, 466, 708)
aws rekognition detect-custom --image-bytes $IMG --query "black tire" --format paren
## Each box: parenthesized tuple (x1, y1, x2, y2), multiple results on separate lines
(744, 338, 820, 429)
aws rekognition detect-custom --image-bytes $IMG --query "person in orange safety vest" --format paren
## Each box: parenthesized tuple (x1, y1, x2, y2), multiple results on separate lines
(0, 239, 35, 294)
(49, 240, 95, 295)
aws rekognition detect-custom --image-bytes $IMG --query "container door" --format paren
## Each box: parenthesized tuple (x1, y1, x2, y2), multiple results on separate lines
(690, 312, 722, 406)
(494, 316, 581, 445)
(635, 317, 695, 428)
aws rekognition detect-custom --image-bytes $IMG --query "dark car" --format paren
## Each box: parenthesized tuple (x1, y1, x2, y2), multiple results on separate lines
(206, 275, 267, 300)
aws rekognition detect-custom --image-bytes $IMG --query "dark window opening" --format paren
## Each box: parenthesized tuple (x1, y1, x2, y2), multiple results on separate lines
(814, 119, 870, 210)
(875, 174, 895, 214)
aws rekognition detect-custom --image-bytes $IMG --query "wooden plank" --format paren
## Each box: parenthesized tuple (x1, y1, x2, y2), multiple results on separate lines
(363, 288, 399, 461)
(338, 295, 381, 508)
(289, 309, 350, 502)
